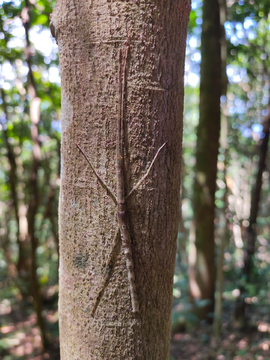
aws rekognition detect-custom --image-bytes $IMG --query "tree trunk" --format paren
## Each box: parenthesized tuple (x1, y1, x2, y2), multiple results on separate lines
(51, 1, 190, 358)
(243, 114, 270, 278)
(189, 0, 221, 320)
(23, 1, 49, 348)
(213, 0, 228, 337)
(234, 109, 270, 327)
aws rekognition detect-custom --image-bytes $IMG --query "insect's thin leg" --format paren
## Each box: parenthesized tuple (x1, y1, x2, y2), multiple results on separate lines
(126, 142, 166, 199)
(91, 226, 121, 316)
(76, 143, 117, 205)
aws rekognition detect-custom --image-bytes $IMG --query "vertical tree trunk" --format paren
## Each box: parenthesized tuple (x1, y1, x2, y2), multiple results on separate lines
(22, 0, 49, 348)
(213, 0, 228, 337)
(51, 1, 190, 358)
(189, 0, 221, 320)
(234, 109, 270, 326)
(244, 114, 270, 278)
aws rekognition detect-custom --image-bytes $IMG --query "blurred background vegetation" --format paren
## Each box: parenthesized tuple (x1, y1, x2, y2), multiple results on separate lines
(0, 0, 270, 359)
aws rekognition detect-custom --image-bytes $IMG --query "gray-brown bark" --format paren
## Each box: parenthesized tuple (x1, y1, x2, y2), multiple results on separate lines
(52, 0, 190, 358)
(189, 0, 221, 320)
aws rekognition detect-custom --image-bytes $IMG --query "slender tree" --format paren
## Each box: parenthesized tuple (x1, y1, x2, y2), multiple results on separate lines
(235, 106, 270, 326)
(214, 0, 228, 337)
(189, 0, 222, 320)
(51, 0, 190, 358)
(244, 113, 270, 279)
(22, 0, 49, 347)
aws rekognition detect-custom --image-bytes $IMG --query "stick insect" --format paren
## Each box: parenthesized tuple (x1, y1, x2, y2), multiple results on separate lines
(76, 43, 166, 316)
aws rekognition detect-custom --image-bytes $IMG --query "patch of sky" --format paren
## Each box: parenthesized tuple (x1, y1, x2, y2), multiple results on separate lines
(18, 63, 29, 77)
(49, 66, 60, 84)
(191, 0, 202, 10)
(230, 35, 240, 46)
(30, 27, 56, 57)
(252, 124, 263, 133)
(248, 30, 256, 40)
(51, 120, 61, 133)
(227, 65, 242, 83)
(236, 107, 246, 115)
(41, 70, 49, 82)
(2, 83, 10, 90)
(0, 0, 20, 5)
(244, 17, 256, 29)
(189, 36, 198, 48)
(7, 17, 25, 48)
(241, 126, 251, 138)
(191, 52, 201, 63)
(236, 29, 245, 39)
(186, 73, 199, 87)
(229, 107, 236, 116)
(235, 22, 243, 31)
(1, 62, 16, 81)
(221, 95, 226, 103)
(193, 26, 202, 36)
(234, 99, 246, 107)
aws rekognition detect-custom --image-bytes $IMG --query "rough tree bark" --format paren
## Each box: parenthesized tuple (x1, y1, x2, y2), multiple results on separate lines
(51, 0, 190, 358)
(189, 0, 221, 320)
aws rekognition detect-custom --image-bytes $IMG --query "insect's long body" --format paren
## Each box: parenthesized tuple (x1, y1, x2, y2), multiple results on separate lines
(76, 39, 165, 316)
(117, 46, 139, 313)
(117, 203, 139, 312)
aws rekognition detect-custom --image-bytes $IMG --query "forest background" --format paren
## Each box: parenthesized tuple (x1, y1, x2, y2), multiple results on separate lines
(0, 0, 270, 359)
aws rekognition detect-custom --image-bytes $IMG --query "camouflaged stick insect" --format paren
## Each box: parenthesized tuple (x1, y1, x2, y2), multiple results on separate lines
(76, 44, 166, 315)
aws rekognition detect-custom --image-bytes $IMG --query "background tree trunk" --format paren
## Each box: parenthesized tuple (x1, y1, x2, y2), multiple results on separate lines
(234, 107, 270, 327)
(213, 0, 228, 337)
(189, 0, 222, 320)
(52, 0, 190, 358)
(23, 0, 49, 347)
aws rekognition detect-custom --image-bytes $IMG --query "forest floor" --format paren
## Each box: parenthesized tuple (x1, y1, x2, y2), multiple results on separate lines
(1, 291, 270, 360)
(0, 286, 59, 360)
(170, 324, 270, 360)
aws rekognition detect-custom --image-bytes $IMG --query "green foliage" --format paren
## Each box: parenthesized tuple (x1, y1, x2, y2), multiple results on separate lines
(173, 0, 270, 341)
(0, 0, 60, 355)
